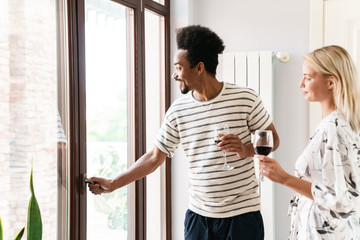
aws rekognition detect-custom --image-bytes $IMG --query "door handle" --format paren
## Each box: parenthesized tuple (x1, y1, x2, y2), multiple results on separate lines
(82, 173, 97, 187)
(81, 173, 88, 188)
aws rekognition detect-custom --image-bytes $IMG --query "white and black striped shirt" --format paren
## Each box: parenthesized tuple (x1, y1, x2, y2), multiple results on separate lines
(154, 82, 272, 218)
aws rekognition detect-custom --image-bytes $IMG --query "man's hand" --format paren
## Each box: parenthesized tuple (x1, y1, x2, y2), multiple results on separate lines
(218, 134, 254, 158)
(87, 177, 113, 195)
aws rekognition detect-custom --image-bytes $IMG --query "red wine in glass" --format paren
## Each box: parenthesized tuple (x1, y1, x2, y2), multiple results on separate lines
(254, 146, 272, 156)
(252, 130, 273, 181)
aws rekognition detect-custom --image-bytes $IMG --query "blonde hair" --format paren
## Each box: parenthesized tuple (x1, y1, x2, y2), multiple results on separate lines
(304, 45, 360, 133)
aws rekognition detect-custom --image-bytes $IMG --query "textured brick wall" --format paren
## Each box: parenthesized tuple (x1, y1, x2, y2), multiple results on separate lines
(1, 0, 58, 239)
(0, 0, 11, 234)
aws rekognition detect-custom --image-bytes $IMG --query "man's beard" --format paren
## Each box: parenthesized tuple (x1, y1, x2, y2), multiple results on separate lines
(175, 79, 189, 94)
(181, 85, 189, 94)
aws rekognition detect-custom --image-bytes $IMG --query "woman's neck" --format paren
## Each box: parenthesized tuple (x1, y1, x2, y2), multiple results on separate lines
(320, 101, 336, 118)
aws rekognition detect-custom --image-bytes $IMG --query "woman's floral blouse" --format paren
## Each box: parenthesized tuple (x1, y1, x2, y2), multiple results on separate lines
(288, 110, 360, 240)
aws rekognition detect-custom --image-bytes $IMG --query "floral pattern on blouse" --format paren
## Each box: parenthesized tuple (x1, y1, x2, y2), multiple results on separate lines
(288, 110, 360, 240)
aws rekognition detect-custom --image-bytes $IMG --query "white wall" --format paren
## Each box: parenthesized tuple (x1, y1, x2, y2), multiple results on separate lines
(170, 1, 310, 239)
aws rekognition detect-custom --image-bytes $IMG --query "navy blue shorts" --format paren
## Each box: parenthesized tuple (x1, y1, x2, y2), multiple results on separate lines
(184, 209, 264, 240)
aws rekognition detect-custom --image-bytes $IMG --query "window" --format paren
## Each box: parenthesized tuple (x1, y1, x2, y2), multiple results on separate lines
(85, 1, 135, 239)
(145, 8, 166, 240)
(67, 0, 170, 239)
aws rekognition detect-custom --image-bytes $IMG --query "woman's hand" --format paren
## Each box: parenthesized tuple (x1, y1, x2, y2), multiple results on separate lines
(218, 134, 254, 158)
(255, 154, 290, 184)
(87, 177, 113, 195)
(255, 154, 314, 199)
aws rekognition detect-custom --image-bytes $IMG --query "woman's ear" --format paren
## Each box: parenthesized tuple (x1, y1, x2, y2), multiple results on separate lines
(328, 75, 338, 90)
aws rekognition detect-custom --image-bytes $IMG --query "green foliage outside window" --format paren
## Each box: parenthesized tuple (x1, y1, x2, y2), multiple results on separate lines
(92, 148, 128, 231)
(87, 94, 127, 142)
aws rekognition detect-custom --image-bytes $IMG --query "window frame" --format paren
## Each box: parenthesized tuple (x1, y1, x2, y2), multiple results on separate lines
(66, 0, 171, 239)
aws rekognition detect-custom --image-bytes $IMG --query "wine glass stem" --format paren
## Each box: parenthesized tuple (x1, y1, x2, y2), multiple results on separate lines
(223, 151, 227, 164)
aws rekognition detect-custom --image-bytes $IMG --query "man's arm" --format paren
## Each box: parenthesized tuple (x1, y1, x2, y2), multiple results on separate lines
(88, 146, 168, 194)
(265, 122, 280, 152)
(219, 122, 280, 158)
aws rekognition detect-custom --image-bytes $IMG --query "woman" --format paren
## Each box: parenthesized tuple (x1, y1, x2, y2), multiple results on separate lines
(256, 45, 360, 239)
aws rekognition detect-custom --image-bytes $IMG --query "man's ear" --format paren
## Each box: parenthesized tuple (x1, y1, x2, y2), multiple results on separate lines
(197, 62, 205, 74)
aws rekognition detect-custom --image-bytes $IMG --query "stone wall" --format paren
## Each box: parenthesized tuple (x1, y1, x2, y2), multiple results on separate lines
(1, 0, 58, 239)
(0, 0, 11, 234)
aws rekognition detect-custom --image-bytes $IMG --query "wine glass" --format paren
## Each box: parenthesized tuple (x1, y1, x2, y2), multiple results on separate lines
(214, 123, 234, 171)
(252, 130, 273, 181)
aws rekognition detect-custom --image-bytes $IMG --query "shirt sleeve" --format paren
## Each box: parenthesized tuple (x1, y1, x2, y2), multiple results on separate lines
(153, 115, 181, 158)
(311, 125, 360, 215)
(247, 92, 272, 133)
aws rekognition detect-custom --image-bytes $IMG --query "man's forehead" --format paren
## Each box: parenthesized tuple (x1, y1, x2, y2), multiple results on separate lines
(174, 49, 187, 64)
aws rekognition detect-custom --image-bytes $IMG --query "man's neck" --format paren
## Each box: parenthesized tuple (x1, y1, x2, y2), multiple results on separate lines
(192, 78, 223, 101)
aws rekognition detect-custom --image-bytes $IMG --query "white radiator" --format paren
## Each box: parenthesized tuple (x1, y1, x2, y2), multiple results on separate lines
(222, 51, 275, 116)
(221, 51, 289, 240)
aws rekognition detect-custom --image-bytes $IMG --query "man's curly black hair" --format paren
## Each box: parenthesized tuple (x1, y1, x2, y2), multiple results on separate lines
(176, 25, 225, 76)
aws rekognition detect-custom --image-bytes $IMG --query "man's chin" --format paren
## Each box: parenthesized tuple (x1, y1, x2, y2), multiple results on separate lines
(180, 88, 189, 94)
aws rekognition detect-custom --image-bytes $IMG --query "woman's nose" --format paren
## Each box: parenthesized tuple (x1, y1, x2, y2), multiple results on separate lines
(299, 78, 304, 88)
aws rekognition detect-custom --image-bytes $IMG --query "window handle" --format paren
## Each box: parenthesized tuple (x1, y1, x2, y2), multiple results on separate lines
(81, 173, 88, 188)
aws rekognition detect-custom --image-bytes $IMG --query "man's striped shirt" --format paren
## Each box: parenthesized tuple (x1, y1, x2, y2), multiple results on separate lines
(154, 82, 272, 218)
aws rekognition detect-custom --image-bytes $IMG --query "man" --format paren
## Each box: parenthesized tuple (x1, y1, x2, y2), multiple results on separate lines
(88, 25, 279, 240)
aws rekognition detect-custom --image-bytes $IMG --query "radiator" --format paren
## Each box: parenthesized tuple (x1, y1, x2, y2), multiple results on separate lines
(222, 51, 277, 116)
(221, 51, 289, 240)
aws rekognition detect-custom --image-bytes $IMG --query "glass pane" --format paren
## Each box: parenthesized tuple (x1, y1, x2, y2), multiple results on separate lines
(0, 0, 67, 239)
(57, 0, 70, 239)
(152, 0, 165, 5)
(145, 9, 166, 240)
(85, 0, 135, 239)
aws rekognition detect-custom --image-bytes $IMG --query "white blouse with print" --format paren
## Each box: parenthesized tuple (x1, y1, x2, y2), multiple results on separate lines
(288, 110, 360, 240)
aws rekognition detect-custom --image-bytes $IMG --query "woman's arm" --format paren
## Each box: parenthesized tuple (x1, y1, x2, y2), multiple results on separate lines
(256, 155, 313, 200)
